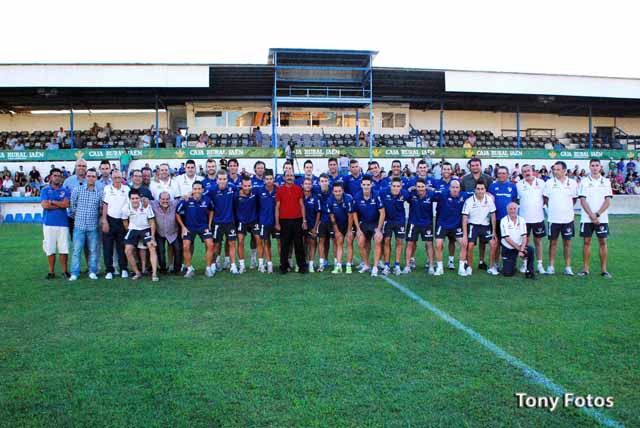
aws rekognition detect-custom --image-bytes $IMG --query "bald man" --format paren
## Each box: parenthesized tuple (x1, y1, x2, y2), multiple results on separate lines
(499, 202, 536, 279)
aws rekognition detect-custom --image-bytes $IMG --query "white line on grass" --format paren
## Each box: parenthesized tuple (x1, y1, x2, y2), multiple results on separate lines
(379, 274, 624, 428)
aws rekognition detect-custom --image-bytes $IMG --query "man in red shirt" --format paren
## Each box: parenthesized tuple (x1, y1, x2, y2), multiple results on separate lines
(275, 170, 307, 274)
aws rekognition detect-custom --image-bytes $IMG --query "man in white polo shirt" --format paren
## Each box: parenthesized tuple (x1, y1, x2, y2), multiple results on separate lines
(101, 170, 131, 279)
(176, 159, 204, 198)
(543, 161, 578, 275)
(500, 202, 536, 279)
(578, 158, 613, 278)
(516, 164, 546, 274)
(122, 188, 159, 281)
(461, 179, 498, 276)
(150, 163, 180, 200)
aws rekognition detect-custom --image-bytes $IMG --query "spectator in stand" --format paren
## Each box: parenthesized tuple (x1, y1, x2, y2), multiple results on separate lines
(15, 166, 25, 183)
(626, 157, 636, 175)
(253, 126, 263, 146)
(119, 149, 133, 177)
(47, 139, 60, 150)
(90, 122, 100, 136)
(40, 168, 71, 279)
(56, 127, 66, 144)
(61, 166, 70, 179)
(616, 158, 625, 174)
(14, 140, 25, 150)
(198, 132, 209, 147)
(6, 136, 18, 149)
(104, 123, 112, 138)
(2, 172, 14, 195)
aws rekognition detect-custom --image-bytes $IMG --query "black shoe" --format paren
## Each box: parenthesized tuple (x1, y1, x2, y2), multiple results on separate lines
(61, 272, 71, 279)
(601, 272, 613, 279)
(46, 272, 55, 280)
(478, 261, 488, 271)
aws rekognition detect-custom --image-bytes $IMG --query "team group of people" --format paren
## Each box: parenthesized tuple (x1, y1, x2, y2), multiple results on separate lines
(38, 155, 613, 281)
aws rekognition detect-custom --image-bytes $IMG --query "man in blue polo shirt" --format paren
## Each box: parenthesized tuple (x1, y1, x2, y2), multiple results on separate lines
(208, 170, 238, 275)
(488, 166, 518, 268)
(256, 169, 277, 273)
(353, 176, 385, 276)
(234, 175, 259, 274)
(41, 167, 71, 279)
(251, 161, 266, 189)
(295, 160, 320, 193)
(406, 159, 437, 191)
(433, 180, 467, 276)
(326, 182, 354, 274)
(341, 159, 363, 197)
(405, 178, 437, 275)
(176, 181, 215, 278)
(381, 160, 410, 192)
(379, 177, 409, 276)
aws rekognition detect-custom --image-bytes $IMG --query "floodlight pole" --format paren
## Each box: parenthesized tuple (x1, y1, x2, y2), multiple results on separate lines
(516, 105, 521, 148)
(589, 104, 593, 150)
(355, 109, 359, 147)
(155, 94, 160, 148)
(439, 101, 444, 148)
(69, 107, 74, 149)
(368, 54, 374, 161)
(272, 52, 279, 174)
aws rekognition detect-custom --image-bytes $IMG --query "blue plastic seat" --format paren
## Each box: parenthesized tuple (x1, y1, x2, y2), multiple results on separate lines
(14, 213, 24, 223)
(3, 214, 14, 223)
(33, 213, 43, 223)
(24, 213, 33, 223)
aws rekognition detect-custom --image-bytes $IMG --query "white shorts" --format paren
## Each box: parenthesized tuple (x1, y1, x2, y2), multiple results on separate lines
(42, 226, 70, 255)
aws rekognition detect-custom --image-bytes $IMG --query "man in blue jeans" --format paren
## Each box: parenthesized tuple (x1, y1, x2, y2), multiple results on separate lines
(69, 168, 103, 281)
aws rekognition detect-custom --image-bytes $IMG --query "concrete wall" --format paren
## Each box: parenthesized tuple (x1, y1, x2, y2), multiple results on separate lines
(0, 111, 169, 132)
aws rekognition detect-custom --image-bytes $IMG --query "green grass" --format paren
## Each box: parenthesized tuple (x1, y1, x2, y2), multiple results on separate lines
(1, 217, 639, 427)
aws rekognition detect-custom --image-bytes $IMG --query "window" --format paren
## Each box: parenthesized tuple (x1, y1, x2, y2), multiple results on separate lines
(195, 111, 225, 126)
(311, 112, 337, 127)
(227, 112, 270, 127)
(381, 112, 407, 128)
(381, 112, 394, 128)
(343, 112, 370, 128)
(279, 112, 310, 127)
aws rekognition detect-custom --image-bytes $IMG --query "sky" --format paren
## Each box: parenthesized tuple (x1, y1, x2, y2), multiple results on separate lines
(2, 0, 638, 78)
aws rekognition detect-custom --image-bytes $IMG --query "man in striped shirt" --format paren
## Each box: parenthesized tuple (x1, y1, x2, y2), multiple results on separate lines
(69, 168, 103, 281)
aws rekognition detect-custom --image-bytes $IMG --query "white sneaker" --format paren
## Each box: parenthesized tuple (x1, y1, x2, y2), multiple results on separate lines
(377, 261, 386, 270)
(537, 264, 546, 275)
(428, 266, 435, 275)
(447, 260, 455, 270)
(546, 266, 555, 275)
(230, 265, 239, 275)
(239, 264, 246, 274)
(317, 262, 325, 272)
(409, 258, 416, 269)
(121, 270, 129, 279)
(371, 266, 379, 277)
(250, 255, 257, 269)
(184, 267, 195, 278)
(294, 264, 299, 273)
(393, 265, 402, 276)
(258, 265, 266, 273)
(223, 260, 231, 270)
(466, 266, 473, 276)
(358, 265, 370, 274)
(88, 273, 98, 280)
(382, 265, 390, 276)
(309, 264, 315, 273)
(357, 261, 365, 269)
(69, 275, 78, 281)
(267, 264, 273, 274)
(487, 267, 499, 276)
(434, 267, 444, 276)
(402, 266, 412, 274)
(458, 267, 467, 276)
(205, 266, 214, 278)
(105, 272, 113, 280)
(564, 266, 574, 276)
(520, 263, 528, 274)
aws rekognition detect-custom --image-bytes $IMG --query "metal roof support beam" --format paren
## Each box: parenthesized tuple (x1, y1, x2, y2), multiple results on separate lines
(155, 94, 159, 149)
(439, 100, 445, 148)
(588, 105, 593, 150)
(516, 105, 521, 149)
(69, 107, 74, 149)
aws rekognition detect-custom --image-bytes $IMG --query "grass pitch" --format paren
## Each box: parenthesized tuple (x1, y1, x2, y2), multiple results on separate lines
(1, 217, 639, 427)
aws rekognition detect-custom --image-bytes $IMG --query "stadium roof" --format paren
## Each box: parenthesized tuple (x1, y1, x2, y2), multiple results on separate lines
(1, 56, 640, 117)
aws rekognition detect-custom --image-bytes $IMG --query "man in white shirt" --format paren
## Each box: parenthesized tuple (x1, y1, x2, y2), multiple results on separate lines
(500, 202, 536, 279)
(101, 170, 131, 279)
(516, 164, 546, 274)
(150, 163, 180, 199)
(578, 159, 613, 278)
(122, 188, 159, 281)
(543, 161, 578, 275)
(176, 159, 204, 198)
(461, 179, 498, 276)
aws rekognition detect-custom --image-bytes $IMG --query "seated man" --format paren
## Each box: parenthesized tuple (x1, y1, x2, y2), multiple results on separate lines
(122, 189, 159, 281)
(500, 202, 536, 279)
